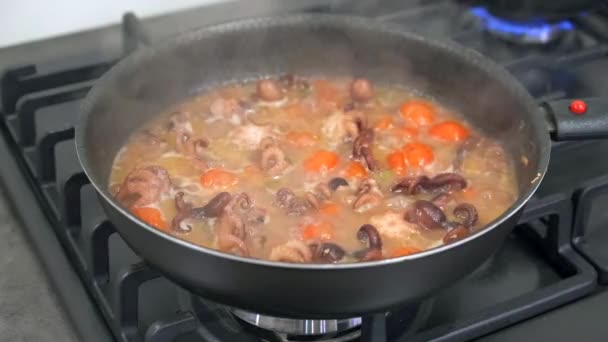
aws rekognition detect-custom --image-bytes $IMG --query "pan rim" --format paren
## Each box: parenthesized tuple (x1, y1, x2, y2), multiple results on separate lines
(75, 13, 551, 270)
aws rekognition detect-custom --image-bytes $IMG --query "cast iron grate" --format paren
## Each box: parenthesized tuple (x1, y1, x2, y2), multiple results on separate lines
(0, 5, 605, 342)
(573, 175, 608, 284)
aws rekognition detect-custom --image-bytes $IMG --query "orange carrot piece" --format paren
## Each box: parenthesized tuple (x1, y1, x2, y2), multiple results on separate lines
(374, 116, 394, 130)
(302, 222, 334, 240)
(304, 150, 340, 173)
(402, 142, 434, 168)
(200, 168, 238, 188)
(132, 207, 168, 231)
(318, 203, 340, 216)
(429, 120, 470, 142)
(387, 151, 407, 175)
(399, 100, 436, 127)
(390, 246, 422, 257)
(460, 187, 477, 200)
(344, 161, 368, 179)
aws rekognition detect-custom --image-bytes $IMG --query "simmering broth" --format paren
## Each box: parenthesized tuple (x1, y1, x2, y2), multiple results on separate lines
(109, 75, 517, 263)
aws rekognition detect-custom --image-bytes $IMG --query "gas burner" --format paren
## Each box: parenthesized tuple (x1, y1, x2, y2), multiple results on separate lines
(470, 6, 575, 44)
(231, 309, 362, 336)
(481, 0, 596, 21)
(228, 300, 434, 341)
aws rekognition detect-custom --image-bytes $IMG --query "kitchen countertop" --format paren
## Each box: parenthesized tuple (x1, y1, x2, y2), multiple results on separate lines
(0, 186, 78, 342)
(1, 1, 608, 341)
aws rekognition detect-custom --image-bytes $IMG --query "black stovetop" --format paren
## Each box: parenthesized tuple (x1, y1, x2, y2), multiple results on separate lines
(2, 1, 608, 341)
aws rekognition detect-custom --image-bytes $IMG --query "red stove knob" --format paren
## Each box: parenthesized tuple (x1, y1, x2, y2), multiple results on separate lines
(569, 99, 587, 115)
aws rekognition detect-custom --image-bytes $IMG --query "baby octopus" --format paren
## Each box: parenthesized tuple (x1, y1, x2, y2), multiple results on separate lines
(110, 74, 518, 263)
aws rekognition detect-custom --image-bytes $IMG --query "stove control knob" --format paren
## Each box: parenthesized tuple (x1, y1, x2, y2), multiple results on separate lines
(569, 100, 587, 115)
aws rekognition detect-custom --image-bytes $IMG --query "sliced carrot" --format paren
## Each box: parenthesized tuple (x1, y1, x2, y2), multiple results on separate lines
(392, 126, 418, 139)
(399, 99, 436, 127)
(302, 222, 334, 240)
(402, 142, 434, 168)
(132, 207, 168, 231)
(318, 203, 340, 216)
(343, 161, 368, 179)
(374, 116, 394, 130)
(390, 246, 422, 257)
(460, 187, 477, 200)
(304, 150, 340, 173)
(387, 150, 407, 175)
(429, 121, 470, 142)
(285, 131, 318, 147)
(200, 168, 238, 188)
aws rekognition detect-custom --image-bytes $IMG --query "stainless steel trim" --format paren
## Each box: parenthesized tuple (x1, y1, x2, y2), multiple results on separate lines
(231, 309, 362, 335)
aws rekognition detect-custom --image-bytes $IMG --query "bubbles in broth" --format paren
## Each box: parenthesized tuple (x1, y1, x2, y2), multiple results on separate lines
(109, 75, 517, 263)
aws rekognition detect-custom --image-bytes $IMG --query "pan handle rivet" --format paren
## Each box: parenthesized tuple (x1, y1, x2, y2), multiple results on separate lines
(569, 100, 587, 115)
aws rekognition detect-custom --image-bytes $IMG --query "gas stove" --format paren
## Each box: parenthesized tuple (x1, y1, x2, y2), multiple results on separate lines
(2, 1, 608, 341)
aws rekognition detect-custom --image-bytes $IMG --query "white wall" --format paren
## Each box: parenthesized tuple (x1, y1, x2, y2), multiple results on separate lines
(0, 0, 230, 48)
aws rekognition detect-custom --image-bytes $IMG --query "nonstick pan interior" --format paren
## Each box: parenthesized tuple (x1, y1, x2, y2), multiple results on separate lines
(76, 15, 549, 316)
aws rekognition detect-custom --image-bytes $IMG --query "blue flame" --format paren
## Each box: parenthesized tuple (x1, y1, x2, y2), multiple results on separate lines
(470, 7, 574, 42)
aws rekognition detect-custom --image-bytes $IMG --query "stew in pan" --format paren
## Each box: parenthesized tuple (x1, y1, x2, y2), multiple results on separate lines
(109, 75, 517, 263)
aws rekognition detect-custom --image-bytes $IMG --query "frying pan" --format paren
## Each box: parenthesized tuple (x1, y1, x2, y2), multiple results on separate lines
(75, 14, 608, 318)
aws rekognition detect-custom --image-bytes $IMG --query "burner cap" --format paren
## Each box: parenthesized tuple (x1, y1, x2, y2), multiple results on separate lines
(231, 309, 362, 336)
(470, 6, 574, 44)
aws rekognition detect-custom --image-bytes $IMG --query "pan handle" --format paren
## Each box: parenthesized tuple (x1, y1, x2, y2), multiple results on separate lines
(542, 98, 608, 140)
(122, 12, 151, 54)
